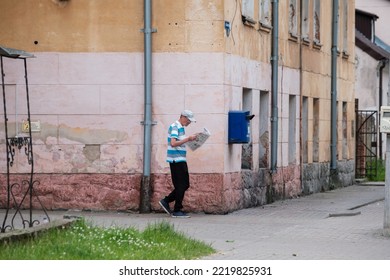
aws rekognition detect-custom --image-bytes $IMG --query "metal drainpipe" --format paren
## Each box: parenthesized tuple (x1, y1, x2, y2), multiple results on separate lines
(330, 0, 339, 171)
(140, 0, 156, 213)
(299, 0, 304, 188)
(378, 59, 387, 159)
(270, 0, 279, 173)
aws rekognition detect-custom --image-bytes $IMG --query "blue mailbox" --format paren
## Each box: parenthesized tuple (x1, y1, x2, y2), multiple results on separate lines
(228, 110, 255, 143)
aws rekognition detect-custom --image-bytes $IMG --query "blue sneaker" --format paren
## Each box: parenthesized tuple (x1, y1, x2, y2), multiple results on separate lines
(159, 199, 171, 215)
(171, 211, 190, 218)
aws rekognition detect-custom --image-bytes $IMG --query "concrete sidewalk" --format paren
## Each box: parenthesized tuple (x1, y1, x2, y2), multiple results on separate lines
(2, 183, 390, 259)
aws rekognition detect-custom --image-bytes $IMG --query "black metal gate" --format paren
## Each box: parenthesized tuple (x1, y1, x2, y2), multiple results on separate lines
(355, 110, 378, 179)
(1, 46, 49, 232)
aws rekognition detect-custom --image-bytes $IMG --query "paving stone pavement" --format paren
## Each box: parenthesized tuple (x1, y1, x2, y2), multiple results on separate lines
(2, 183, 390, 260)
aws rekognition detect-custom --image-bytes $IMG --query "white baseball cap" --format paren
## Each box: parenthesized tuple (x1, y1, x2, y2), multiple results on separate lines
(181, 110, 196, 122)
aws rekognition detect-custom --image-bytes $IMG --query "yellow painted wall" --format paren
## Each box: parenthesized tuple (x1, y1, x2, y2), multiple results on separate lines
(0, 0, 273, 61)
(0, 0, 226, 53)
(0, 0, 142, 52)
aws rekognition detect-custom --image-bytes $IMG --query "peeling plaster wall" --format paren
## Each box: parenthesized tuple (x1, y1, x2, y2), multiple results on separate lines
(355, 48, 381, 110)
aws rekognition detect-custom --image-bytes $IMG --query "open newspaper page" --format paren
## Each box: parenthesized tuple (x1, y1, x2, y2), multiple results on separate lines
(187, 128, 211, 151)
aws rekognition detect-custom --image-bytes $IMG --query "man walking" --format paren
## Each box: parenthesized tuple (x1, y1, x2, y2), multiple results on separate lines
(159, 110, 198, 218)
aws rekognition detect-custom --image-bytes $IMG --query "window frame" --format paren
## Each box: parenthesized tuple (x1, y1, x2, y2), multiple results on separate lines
(342, 0, 349, 57)
(259, 0, 272, 29)
(289, 0, 298, 38)
(301, 0, 310, 43)
(242, 0, 256, 25)
(313, 0, 322, 47)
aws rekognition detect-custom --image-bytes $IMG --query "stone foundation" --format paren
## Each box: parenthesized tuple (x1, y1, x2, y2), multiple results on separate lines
(302, 160, 355, 194)
(0, 161, 353, 214)
(0, 174, 141, 211)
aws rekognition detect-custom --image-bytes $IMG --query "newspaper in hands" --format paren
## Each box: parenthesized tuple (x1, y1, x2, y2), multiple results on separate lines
(187, 128, 211, 151)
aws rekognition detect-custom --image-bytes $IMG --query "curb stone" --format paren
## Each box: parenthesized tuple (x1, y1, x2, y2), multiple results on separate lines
(0, 218, 76, 244)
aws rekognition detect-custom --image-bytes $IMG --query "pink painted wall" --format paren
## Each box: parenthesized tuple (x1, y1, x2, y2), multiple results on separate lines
(0, 51, 302, 213)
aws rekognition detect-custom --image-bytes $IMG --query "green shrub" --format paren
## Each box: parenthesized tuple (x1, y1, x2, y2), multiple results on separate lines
(366, 159, 385, 182)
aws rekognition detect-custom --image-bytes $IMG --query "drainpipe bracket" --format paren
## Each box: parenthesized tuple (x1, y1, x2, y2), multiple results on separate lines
(140, 120, 157, 126)
(140, 28, 157, 34)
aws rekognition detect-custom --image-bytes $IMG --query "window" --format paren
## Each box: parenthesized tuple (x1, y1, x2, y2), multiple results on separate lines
(313, 98, 319, 162)
(242, 0, 256, 24)
(242, 88, 253, 170)
(301, 0, 309, 41)
(289, 0, 298, 37)
(342, 102, 348, 159)
(288, 95, 297, 164)
(342, 0, 349, 55)
(259, 91, 269, 168)
(313, 0, 321, 44)
(302, 97, 308, 163)
(337, 0, 341, 52)
(259, 0, 272, 27)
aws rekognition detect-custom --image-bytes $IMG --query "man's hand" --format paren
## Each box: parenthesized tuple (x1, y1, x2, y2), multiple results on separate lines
(188, 134, 198, 142)
(170, 133, 198, 147)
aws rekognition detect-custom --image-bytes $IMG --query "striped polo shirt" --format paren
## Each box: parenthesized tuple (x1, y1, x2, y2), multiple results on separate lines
(166, 120, 187, 163)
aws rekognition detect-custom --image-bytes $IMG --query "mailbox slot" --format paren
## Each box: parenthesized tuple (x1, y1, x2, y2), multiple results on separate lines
(380, 106, 390, 133)
(228, 110, 254, 143)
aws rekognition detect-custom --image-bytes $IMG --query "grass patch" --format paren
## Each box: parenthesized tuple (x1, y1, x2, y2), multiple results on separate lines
(0, 219, 215, 260)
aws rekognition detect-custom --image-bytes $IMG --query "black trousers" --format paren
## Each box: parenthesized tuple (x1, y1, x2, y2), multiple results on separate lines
(166, 161, 190, 212)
